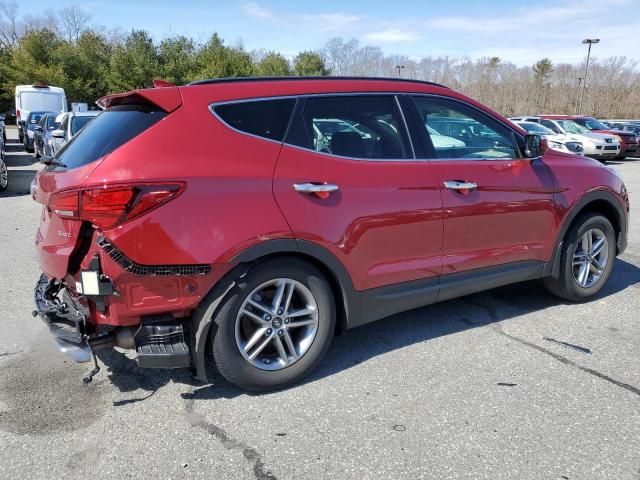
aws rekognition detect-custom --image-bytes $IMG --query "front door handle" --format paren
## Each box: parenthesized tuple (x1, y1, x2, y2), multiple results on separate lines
(443, 180, 478, 191)
(293, 183, 339, 199)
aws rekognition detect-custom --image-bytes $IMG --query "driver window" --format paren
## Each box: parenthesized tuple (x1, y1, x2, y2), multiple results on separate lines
(294, 95, 411, 160)
(412, 96, 519, 160)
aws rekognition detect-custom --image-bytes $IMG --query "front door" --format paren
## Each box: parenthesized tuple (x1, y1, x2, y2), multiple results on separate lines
(408, 95, 556, 275)
(274, 94, 444, 291)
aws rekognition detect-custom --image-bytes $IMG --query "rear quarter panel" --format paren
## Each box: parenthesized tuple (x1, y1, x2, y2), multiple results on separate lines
(84, 87, 294, 266)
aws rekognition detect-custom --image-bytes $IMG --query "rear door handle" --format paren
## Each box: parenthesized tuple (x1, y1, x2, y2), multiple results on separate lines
(443, 180, 478, 191)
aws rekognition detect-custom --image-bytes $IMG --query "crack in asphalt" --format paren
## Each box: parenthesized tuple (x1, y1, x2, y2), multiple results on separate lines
(0, 350, 23, 359)
(182, 390, 277, 480)
(461, 298, 640, 398)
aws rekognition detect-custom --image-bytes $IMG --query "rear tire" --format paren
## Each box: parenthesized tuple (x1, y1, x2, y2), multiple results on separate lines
(210, 258, 335, 391)
(0, 156, 8, 191)
(543, 213, 616, 301)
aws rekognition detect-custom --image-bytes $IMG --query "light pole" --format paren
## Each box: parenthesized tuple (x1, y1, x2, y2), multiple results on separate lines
(395, 65, 405, 77)
(577, 38, 599, 114)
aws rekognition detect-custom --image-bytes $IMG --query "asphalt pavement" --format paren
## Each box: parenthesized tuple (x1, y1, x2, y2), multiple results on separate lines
(1, 126, 639, 480)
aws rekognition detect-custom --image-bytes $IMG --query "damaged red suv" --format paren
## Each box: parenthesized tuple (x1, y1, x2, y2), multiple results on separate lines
(32, 77, 629, 391)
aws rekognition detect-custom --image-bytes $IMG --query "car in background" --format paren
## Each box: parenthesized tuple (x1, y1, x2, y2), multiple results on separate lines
(511, 116, 619, 162)
(23, 111, 52, 153)
(0, 113, 6, 144)
(15, 84, 67, 144)
(557, 116, 639, 159)
(512, 121, 583, 154)
(50, 111, 100, 156)
(609, 122, 640, 136)
(33, 112, 61, 160)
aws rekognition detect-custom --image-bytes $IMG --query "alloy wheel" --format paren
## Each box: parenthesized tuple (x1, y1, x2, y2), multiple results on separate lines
(572, 228, 609, 288)
(235, 278, 319, 371)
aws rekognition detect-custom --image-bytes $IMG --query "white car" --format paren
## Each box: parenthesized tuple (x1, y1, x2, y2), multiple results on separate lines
(510, 116, 619, 162)
(512, 121, 583, 154)
(51, 111, 100, 156)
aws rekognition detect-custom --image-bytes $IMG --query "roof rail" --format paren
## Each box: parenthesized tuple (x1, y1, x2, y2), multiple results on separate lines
(187, 76, 449, 89)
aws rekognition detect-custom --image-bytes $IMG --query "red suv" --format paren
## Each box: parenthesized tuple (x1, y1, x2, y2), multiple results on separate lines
(32, 77, 629, 391)
(545, 115, 639, 159)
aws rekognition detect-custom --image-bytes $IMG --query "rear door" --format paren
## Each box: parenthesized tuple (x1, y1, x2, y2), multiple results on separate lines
(274, 94, 444, 291)
(407, 95, 556, 276)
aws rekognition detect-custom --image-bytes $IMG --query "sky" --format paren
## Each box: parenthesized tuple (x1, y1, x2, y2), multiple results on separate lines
(22, 0, 640, 66)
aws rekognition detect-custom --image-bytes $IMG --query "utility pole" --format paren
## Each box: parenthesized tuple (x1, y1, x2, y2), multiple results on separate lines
(577, 38, 599, 114)
(395, 65, 405, 77)
(575, 77, 582, 112)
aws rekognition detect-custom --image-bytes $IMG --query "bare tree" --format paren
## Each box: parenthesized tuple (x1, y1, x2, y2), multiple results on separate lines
(0, 0, 20, 49)
(58, 5, 90, 42)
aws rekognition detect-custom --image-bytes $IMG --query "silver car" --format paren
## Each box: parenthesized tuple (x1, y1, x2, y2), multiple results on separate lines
(51, 111, 100, 156)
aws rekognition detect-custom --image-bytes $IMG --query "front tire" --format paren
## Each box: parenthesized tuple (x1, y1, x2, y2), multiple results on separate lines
(210, 258, 335, 391)
(544, 213, 616, 301)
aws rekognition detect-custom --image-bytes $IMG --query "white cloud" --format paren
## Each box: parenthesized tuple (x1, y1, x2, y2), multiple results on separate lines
(365, 28, 419, 43)
(240, 2, 275, 21)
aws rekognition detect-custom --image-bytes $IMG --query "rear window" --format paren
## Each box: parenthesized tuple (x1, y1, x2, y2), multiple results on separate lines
(56, 105, 166, 169)
(71, 115, 95, 135)
(212, 98, 295, 142)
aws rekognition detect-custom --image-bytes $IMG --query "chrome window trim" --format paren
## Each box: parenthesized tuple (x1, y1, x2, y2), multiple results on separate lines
(209, 92, 420, 162)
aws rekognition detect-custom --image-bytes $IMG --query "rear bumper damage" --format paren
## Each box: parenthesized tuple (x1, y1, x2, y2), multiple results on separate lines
(33, 271, 192, 373)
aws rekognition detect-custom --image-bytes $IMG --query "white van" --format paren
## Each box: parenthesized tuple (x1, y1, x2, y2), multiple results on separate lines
(15, 84, 67, 143)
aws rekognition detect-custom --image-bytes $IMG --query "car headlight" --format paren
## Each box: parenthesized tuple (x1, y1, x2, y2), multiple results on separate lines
(549, 141, 563, 149)
(26, 130, 34, 138)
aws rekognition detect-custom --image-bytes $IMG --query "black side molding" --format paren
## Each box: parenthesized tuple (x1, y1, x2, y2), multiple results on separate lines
(97, 236, 211, 276)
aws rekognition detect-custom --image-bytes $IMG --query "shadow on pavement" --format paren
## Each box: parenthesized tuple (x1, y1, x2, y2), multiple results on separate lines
(1, 136, 40, 198)
(99, 258, 640, 402)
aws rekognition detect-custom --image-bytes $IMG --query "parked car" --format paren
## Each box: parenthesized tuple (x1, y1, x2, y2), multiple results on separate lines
(511, 121, 583, 154)
(609, 122, 640, 136)
(50, 111, 100, 156)
(23, 111, 51, 153)
(511, 116, 619, 162)
(554, 116, 639, 159)
(33, 112, 61, 160)
(15, 84, 67, 144)
(31, 77, 629, 391)
(0, 113, 6, 144)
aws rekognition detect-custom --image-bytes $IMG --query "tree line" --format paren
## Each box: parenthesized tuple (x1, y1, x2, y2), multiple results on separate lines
(1, 3, 639, 119)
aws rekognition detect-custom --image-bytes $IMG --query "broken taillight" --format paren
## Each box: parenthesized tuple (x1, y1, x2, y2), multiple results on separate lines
(48, 183, 184, 228)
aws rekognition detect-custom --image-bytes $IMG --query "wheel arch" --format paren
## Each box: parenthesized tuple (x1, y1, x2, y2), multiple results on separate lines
(544, 189, 627, 278)
(191, 239, 354, 383)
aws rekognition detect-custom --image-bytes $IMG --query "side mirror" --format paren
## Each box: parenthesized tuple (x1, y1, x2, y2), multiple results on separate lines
(524, 134, 548, 158)
(52, 129, 65, 138)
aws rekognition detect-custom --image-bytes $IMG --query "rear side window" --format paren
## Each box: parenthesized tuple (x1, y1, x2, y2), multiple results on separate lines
(71, 115, 95, 135)
(288, 95, 411, 160)
(56, 105, 166, 169)
(213, 98, 295, 142)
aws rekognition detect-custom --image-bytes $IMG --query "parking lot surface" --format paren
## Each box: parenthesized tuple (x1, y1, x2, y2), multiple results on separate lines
(1, 126, 639, 480)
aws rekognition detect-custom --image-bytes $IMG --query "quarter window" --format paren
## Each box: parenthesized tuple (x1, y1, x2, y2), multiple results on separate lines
(288, 95, 411, 160)
(412, 96, 519, 160)
(213, 98, 295, 142)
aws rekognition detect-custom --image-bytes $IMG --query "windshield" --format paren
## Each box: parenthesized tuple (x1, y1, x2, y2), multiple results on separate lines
(583, 119, 610, 130)
(557, 120, 590, 134)
(28, 113, 45, 124)
(20, 91, 65, 112)
(71, 115, 96, 135)
(517, 122, 553, 134)
(45, 115, 59, 130)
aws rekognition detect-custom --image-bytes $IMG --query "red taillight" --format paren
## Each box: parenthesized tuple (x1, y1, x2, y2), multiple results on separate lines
(16, 110, 21, 121)
(49, 183, 184, 228)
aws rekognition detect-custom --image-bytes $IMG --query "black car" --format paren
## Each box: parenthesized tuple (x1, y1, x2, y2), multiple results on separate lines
(23, 111, 52, 153)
